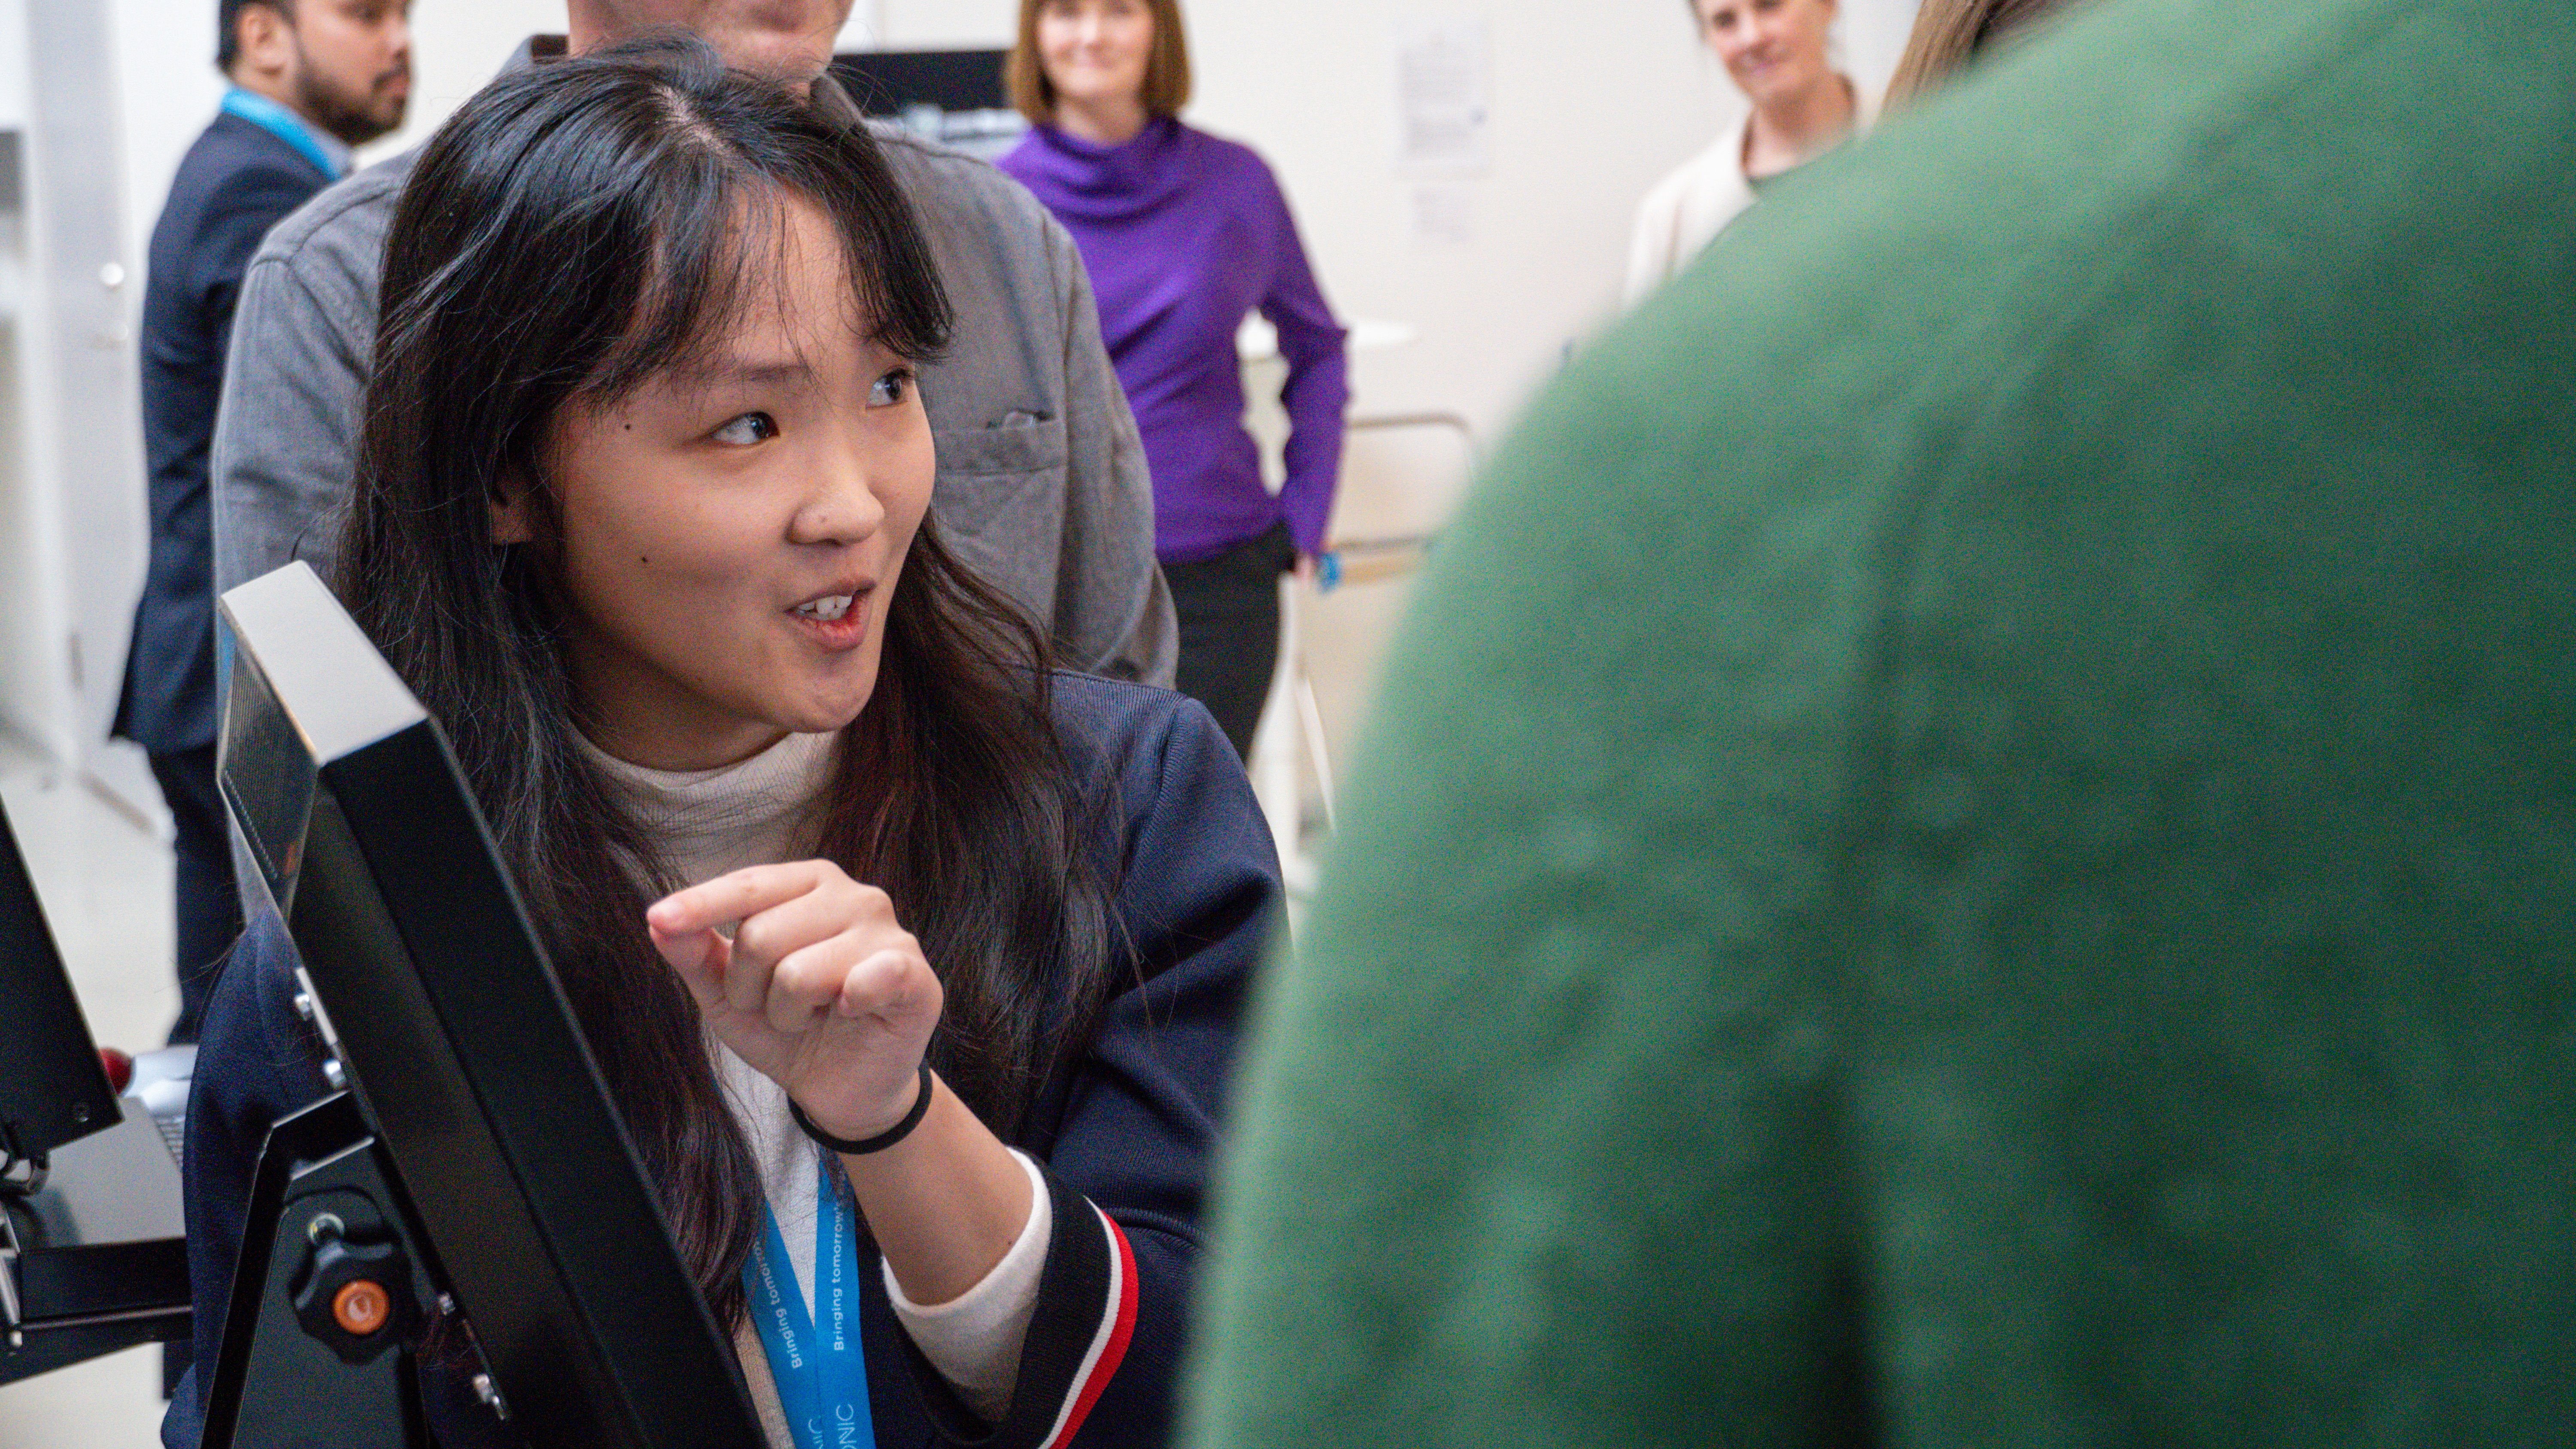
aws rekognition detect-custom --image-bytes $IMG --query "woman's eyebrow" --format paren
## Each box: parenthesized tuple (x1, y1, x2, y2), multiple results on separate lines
(670, 354, 815, 390)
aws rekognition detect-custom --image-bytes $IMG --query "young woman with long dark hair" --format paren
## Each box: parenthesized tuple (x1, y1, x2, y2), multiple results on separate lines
(169, 36, 1275, 1449)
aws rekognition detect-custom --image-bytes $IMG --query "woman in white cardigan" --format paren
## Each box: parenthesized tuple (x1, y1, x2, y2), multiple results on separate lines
(1624, 0, 1873, 306)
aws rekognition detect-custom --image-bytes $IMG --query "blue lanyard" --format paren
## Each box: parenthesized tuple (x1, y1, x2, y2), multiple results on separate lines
(743, 1151, 875, 1449)
(219, 88, 344, 180)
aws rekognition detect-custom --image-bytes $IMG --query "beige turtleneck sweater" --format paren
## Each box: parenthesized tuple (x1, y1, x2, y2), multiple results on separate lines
(582, 729, 1051, 1437)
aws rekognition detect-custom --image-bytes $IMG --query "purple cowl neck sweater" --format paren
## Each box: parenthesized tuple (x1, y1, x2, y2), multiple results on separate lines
(1000, 118, 1349, 563)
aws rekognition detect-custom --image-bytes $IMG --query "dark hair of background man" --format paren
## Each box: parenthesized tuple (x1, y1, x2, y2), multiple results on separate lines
(216, 0, 290, 73)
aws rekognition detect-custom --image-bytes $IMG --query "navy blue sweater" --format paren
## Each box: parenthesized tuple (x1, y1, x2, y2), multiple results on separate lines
(118, 111, 329, 754)
(164, 676, 1276, 1449)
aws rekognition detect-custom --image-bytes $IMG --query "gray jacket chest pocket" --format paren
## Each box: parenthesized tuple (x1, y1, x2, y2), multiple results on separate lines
(930, 414, 1068, 617)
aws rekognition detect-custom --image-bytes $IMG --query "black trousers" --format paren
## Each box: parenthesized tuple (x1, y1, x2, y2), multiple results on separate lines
(147, 742, 242, 1045)
(1163, 522, 1296, 763)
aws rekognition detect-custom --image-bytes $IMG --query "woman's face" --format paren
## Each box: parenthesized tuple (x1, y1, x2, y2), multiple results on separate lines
(1697, 0, 1837, 109)
(501, 194, 936, 772)
(1035, 0, 1154, 112)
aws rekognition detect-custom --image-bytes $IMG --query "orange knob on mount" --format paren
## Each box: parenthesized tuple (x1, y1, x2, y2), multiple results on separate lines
(333, 1279, 393, 1336)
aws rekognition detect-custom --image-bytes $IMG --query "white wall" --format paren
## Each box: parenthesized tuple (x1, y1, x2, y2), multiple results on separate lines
(0, 0, 58, 754)
(0, 0, 158, 791)
(112, 6, 221, 299)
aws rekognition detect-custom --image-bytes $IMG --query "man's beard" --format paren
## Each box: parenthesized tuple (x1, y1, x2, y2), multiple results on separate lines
(293, 45, 406, 147)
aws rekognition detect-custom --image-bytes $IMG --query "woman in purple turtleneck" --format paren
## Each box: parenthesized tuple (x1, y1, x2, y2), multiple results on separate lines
(1002, 0, 1349, 761)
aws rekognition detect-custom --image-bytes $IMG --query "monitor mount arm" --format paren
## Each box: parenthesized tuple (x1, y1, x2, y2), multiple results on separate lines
(0, 1129, 51, 1200)
(0, 1202, 22, 1346)
(1, 1129, 40, 1348)
(200, 1091, 510, 1449)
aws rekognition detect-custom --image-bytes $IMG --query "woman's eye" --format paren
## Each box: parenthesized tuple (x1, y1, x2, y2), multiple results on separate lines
(869, 369, 915, 408)
(712, 412, 778, 446)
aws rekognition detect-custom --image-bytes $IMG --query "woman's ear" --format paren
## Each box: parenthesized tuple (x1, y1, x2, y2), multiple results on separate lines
(489, 470, 537, 545)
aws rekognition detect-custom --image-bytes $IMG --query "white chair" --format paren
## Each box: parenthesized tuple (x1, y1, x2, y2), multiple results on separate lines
(1247, 411, 1476, 902)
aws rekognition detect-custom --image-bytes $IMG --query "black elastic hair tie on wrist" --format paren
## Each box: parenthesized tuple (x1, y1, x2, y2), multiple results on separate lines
(791, 1064, 935, 1155)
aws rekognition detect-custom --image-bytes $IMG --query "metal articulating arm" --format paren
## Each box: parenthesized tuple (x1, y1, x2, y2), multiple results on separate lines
(200, 1091, 501, 1449)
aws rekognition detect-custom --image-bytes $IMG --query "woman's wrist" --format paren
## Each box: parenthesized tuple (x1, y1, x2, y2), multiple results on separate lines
(793, 1064, 935, 1148)
(839, 1079, 1036, 1307)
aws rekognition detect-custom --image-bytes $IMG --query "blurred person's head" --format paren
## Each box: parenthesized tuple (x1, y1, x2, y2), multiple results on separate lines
(1007, 0, 1193, 133)
(218, 0, 412, 146)
(1691, 0, 1840, 114)
(1884, 0, 2072, 106)
(565, 0, 853, 84)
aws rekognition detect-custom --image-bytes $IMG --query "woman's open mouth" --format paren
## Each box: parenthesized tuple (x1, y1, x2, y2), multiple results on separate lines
(788, 588, 872, 648)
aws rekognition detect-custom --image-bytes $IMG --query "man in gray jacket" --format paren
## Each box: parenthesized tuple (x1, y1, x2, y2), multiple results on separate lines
(213, 0, 1176, 687)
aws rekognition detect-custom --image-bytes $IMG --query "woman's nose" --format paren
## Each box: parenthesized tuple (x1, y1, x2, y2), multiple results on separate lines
(791, 455, 887, 546)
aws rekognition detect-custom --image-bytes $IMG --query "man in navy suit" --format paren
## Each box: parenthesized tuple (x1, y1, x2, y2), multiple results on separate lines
(120, 0, 411, 1043)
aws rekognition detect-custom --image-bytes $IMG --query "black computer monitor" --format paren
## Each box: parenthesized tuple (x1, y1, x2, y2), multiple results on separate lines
(829, 47, 1009, 115)
(2, 789, 189, 1388)
(0, 790, 120, 1176)
(210, 562, 762, 1448)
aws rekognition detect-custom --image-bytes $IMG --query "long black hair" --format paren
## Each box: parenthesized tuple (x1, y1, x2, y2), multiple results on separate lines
(339, 33, 1120, 1323)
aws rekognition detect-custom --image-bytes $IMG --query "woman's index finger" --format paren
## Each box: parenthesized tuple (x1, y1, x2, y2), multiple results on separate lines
(646, 861, 820, 934)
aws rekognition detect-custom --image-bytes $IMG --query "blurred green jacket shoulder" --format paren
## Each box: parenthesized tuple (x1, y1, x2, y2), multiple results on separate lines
(1188, 0, 2576, 1443)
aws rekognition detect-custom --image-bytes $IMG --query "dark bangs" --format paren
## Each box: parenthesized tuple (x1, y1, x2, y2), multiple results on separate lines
(579, 63, 953, 412)
(371, 31, 947, 496)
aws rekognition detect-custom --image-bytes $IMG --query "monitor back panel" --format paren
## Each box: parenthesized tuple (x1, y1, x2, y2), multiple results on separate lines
(219, 564, 762, 1448)
(830, 47, 1009, 113)
(0, 794, 118, 1166)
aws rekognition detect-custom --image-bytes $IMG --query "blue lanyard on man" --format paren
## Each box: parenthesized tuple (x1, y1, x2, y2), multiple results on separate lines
(744, 1150, 875, 1449)
(219, 87, 349, 180)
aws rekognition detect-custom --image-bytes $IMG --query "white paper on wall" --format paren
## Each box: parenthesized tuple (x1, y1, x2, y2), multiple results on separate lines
(1394, 18, 1490, 177)
(1408, 184, 1477, 247)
